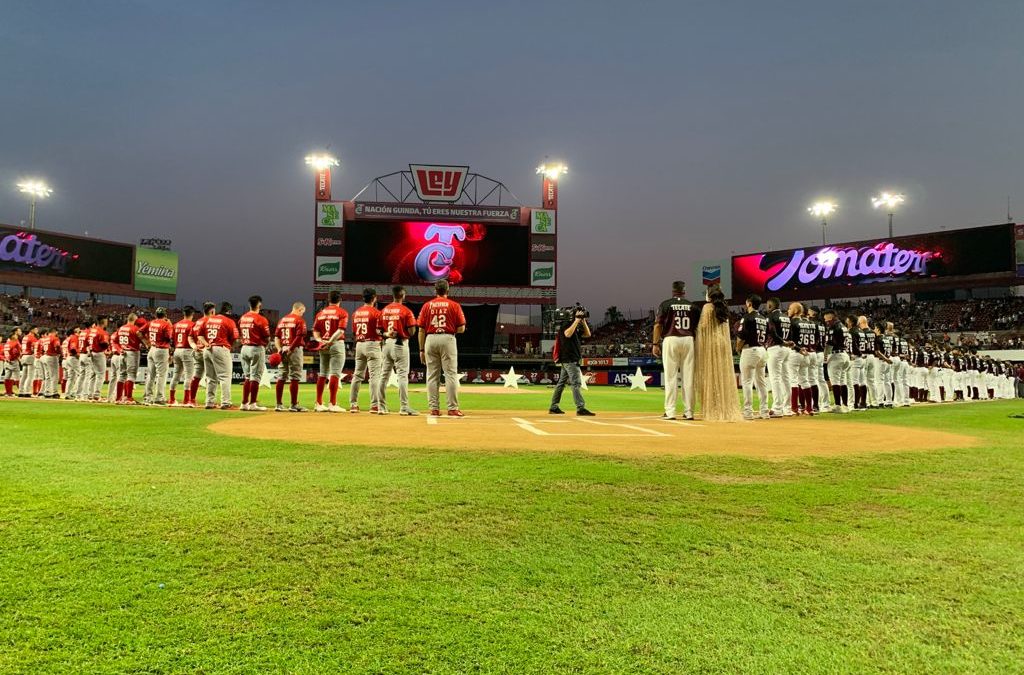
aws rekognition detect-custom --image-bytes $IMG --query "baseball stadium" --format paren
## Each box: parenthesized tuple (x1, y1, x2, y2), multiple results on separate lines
(4, 5, 1024, 674)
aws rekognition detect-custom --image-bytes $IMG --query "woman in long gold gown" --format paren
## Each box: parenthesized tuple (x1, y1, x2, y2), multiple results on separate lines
(696, 286, 743, 422)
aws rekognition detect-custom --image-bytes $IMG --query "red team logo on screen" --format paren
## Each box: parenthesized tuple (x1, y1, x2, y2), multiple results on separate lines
(410, 164, 469, 202)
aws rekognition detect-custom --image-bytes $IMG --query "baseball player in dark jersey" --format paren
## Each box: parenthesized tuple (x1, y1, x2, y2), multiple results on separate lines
(735, 294, 769, 419)
(652, 281, 697, 420)
(785, 302, 817, 415)
(765, 297, 793, 417)
(822, 309, 851, 412)
(806, 306, 830, 413)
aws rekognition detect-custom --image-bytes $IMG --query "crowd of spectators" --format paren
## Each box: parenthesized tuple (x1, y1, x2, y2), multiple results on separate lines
(0, 293, 181, 335)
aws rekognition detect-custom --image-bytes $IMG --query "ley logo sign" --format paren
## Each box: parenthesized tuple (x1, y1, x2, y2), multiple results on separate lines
(410, 164, 468, 202)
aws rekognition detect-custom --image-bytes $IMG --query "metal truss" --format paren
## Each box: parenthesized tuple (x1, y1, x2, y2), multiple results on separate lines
(351, 170, 522, 206)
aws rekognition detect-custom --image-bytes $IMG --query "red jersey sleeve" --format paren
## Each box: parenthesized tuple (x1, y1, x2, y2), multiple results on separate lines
(453, 302, 466, 328)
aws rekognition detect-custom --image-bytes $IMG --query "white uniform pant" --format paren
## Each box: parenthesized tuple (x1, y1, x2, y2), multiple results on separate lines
(864, 356, 879, 405)
(380, 339, 412, 412)
(146, 347, 170, 403)
(877, 360, 892, 405)
(811, 351, 829, 410)
(424, 333, 459, 412)
(39, 355, 59, 396)
(350, 341, 383, 408)
(63, 356, 80, 398)
(739, 347, 768, 417)
(78, 354, 93, 398)
(826, 352, 851, 406)
(766, 345, 791, 415)
(19, 355, 34, 393)
(661, 335, 695, 417)
(786, 349, 811, 390)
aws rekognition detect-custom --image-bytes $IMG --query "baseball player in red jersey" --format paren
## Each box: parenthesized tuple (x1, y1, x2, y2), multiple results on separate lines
(188, 303, 215, 408)
(349, 288, 385, 414)
(38, 328, 61, 398)
(4, 328, 23, 396)
(417, 279, 466, 417)
(61, 328, 80, 399)
(114, 314, 145, 403)
(169, 306, 195, 406)
(32, 329, 46, 396)
(19, 327, 38, 397)
(379, 285, 419, 415)
(204, 302, 239, 409)
(0, 331, 7, 395)
(312, 291, 348, 413)
(143, 307, 174, 405)
(238, 295, 271, 411)
(85, 317, 110, 401)
(275, 302, 308, 412)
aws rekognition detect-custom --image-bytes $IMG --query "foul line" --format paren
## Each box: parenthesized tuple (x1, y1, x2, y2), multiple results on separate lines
(574, 417, 673, 437)
(512, 417, 549, 436)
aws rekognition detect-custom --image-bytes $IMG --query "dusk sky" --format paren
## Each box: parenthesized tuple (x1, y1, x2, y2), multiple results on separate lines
(2, 1, 1021, 315)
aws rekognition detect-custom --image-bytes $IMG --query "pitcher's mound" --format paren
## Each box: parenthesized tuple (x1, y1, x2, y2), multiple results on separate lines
(209, 410, 977, 459)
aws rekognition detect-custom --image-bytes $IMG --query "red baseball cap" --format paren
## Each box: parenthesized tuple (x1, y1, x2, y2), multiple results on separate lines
(134, 317, 148, 328)
(267, 352, 282, 367)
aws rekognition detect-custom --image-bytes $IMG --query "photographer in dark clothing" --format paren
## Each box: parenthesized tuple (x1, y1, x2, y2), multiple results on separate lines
(549, 305, 595, 416)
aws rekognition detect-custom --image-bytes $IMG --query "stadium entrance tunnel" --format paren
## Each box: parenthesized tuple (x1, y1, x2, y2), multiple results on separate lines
(208, 411, 977, 459)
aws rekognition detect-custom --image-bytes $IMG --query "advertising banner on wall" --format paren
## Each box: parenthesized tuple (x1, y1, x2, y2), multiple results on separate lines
(692, 259, 733, 299)
(317, 202, 343, 228)
(133, 247, 179, 295)
(1015, 223, 1024, 277)
(530, 209, 556, 234)
(530, 234, 556, 262)
(0, 224, 133, 284)
(530, 261, 556, 287)
(732, 223, 1016, 298)
(314, 256, 343, 282)
(353, 202, 521, 223)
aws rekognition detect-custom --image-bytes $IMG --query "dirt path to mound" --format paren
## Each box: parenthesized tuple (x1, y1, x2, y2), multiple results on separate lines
(209, 410, 977, 459)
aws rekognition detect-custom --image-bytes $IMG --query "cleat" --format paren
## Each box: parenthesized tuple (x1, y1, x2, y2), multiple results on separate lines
(742, 413, 754, 421)
(369, 406, 379, 414)
(429, 409, 441, 417)
(328, 404, 344, 413)
(447, 409, 465, 417)
(661, 413, 676, 421)
(240, 403, 251, 411)
(349, 405, 360, 414)
(576, 408, 596, 416)
(289, 405, 308, 413)
(759, 412, 771, 420)
(275, 405, 288, 412)
(377, 407, 389, 415)
(399, 408, 419, 416)
(250, 404, 267, 412)
(683, 413, 694, 421)
(205, 403, 217, 410)
(549, 407, 566, 415)
(219, 404, 235, 410)
(314, 404, 328, 413)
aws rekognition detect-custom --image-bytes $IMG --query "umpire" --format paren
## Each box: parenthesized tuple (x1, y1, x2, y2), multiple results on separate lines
(548, 306, 595, 416)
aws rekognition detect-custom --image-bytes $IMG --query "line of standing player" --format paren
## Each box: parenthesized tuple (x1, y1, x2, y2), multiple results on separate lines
(0, 280, 470, 416)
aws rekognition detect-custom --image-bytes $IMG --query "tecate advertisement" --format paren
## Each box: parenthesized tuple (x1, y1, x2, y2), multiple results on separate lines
(732, 224, 1015, 297)
(343, 220, 529, 286)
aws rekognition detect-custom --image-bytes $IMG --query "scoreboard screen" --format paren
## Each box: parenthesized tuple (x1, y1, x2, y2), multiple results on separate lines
(343, 220, 530, 286)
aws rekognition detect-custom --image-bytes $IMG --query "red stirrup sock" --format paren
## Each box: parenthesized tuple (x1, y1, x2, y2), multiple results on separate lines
(316, 377, 326, 405)
(329, 376, 339, 406)
(276, 380, 285, 406)
(290, 381, 299, 407)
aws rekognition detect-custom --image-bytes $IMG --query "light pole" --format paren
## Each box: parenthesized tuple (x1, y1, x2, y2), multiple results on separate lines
(871, 192, 905, 239)
(808, 200, 837, 245)
(305, 153, 339, 201)
(17, 180, 53, 230)
(535, 162, 567, 211)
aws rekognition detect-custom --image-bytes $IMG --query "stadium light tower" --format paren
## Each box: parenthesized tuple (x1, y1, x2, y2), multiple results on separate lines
(808, 200, 837, 245)
(17, 180, 53, 230)
(871, 191, 905, 239)
(305, 153, 339, 201)
(536, 161, 567, 211)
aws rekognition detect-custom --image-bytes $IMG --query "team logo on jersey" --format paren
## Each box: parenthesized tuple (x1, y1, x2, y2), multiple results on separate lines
(410, 164, 469, 202)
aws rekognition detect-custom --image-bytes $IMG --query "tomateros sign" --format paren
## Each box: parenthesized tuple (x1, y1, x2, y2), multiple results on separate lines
(0, 224, 133, 285)
(732, 223, 1015, 298)
(133, 247, 179, 295)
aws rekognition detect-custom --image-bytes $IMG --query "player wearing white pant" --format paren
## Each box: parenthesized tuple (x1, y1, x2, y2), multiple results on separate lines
(144, 308, 174, 406)
(875, 323, 896, 408)
(37, 328, 61, 398)
(735, 294, 770, 420)
(349, 289, 385, 414)
(806, 306, 830, 413)
(822, 308, 852, 412)
(379, 286, 419, 416)
(765, 297, 794, 417)
(418, 280, 467, 417)
(653, 281, 696, 421)
(786, 303, 817, 415)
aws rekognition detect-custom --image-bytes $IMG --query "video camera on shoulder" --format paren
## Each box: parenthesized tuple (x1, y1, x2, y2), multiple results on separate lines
(554, 302, 590, 324)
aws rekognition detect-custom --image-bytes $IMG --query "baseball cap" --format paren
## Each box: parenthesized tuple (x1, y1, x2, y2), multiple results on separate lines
(134, 317, 148, 328)
(268, 352, 282, 367)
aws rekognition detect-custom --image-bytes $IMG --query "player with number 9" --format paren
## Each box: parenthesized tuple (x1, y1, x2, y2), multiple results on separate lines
(312, 291, 348, 412)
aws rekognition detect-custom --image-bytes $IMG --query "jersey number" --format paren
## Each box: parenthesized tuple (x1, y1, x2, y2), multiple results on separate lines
(673, 315, 690, 331)
(431, 314, 447, 330)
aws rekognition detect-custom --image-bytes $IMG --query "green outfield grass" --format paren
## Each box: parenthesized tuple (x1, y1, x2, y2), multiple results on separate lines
(1, 386, 1022, 673)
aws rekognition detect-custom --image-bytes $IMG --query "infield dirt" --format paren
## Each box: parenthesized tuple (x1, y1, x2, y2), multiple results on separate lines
(209, 410, 977, 459)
